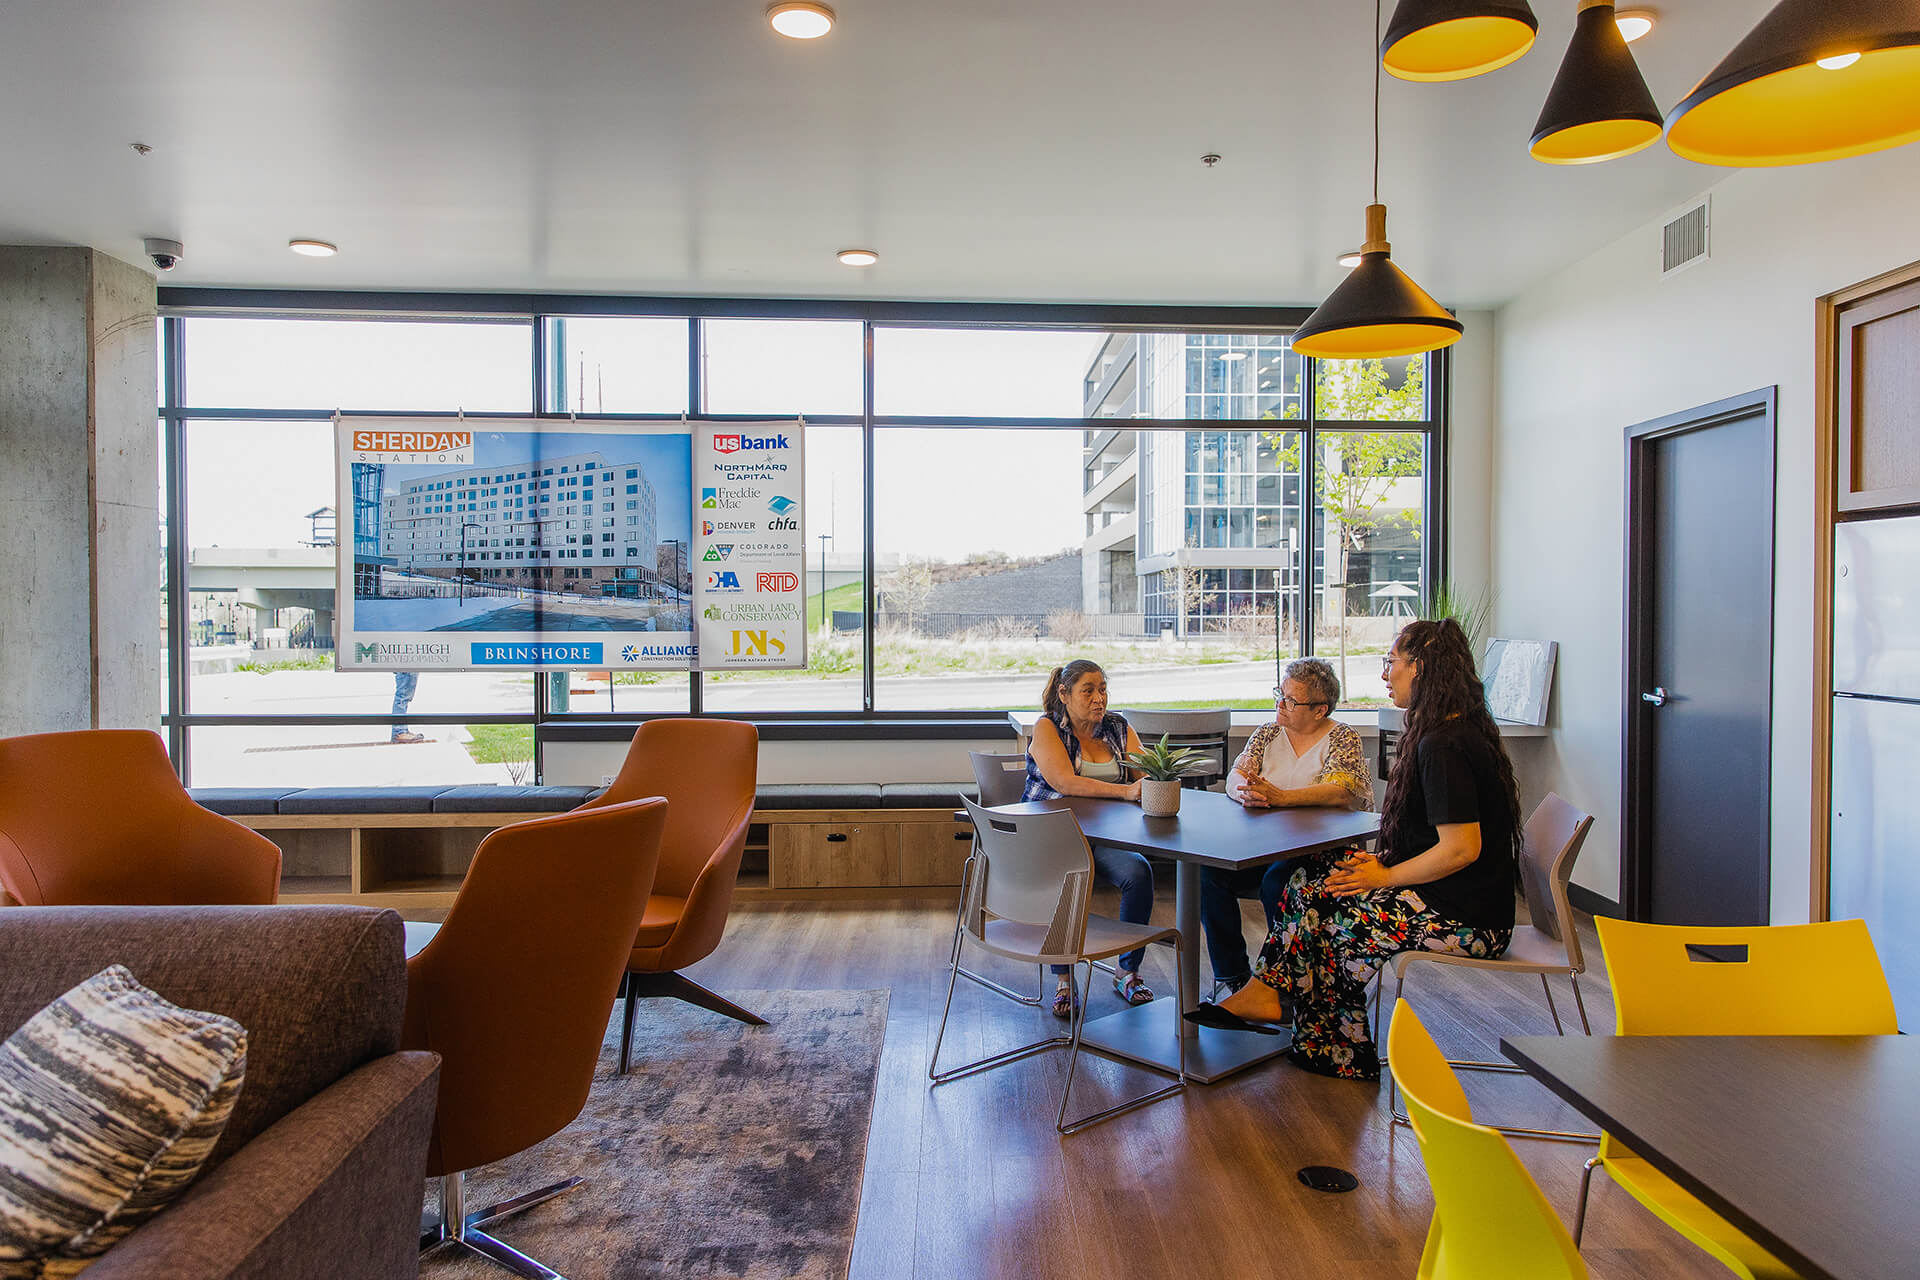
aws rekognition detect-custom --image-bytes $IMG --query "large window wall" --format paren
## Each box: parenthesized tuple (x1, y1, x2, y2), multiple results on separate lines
(159, 294, 1448, 783)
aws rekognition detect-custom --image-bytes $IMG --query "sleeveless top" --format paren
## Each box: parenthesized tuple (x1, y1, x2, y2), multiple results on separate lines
(1022, 709, 1131, 801)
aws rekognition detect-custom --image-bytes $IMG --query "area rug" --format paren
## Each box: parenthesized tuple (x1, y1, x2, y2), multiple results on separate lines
(420, 988, 889, 1280)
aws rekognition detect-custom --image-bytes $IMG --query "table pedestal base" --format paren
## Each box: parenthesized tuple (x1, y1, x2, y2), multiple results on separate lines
(1077, 999, 1293, 1084)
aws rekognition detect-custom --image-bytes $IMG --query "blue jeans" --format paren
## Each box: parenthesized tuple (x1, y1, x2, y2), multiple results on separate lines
(391, 671, 419, 735)
(1053, 845, 1155, 976)
(1199, 859, 1297, 987)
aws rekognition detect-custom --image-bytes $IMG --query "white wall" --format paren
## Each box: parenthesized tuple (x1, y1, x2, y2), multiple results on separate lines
(1492, 145, 1920, 918)
(1447, 310, 1498, 607)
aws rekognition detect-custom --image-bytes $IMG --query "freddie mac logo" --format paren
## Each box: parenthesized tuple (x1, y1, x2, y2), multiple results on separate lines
(713, 433, 790, 454)
(704, 571, 743, 592)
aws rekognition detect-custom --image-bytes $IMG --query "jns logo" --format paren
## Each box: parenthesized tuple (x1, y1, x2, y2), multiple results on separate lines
(730, 630, 787, 657)
(705, 571, 742, 591)
(756, 572, 799, 592)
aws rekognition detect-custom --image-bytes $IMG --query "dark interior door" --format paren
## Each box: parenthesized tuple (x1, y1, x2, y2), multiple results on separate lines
(1628, 391, 1775, 925)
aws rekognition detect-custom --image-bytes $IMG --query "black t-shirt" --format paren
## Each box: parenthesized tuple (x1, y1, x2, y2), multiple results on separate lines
(1380, 719, 1517, 931)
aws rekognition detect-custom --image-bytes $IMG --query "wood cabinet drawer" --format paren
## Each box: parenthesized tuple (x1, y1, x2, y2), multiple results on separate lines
(769, 821, 900, 888)
(899, 821, 974, 886)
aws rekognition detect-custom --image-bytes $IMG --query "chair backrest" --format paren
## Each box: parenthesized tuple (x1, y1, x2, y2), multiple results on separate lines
(1116, 708, 1231, 778)
(1597, 917, 1899, 1037)
(1516, 793, 1594, 968)
(969, 751, 1028, 807)
(1389, 1001, 1589, 1280)
(0, 729, 280, 906)
(958, 798, 1094, 961)
(581, 718, 758, 899)
(404, 796, 668, 1175)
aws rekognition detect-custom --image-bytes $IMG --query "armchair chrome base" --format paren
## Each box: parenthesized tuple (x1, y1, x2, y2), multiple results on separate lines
(421, 1170, 583, 1280)
(618, 970, 767, 1073)
(929, 957, 1187, 1135)
(1376, 968, 1599, 1144)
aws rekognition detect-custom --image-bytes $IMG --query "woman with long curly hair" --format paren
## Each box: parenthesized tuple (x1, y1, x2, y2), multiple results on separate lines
(1202, 618, 1522, 1079)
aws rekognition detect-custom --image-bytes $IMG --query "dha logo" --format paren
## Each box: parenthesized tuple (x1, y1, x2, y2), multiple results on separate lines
(714, 433, 789, 454)
(729, 629, 788, 657)
(767, 495, 797, 515)
(701, 488, 719, 509)
(756, 572, 799, 593)
(705, 571, 742, 591)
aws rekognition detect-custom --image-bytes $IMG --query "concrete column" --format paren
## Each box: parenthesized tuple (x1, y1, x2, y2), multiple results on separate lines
(0, 247, 160, 736)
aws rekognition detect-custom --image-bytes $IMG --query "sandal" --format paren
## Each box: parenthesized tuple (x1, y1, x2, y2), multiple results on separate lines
(1114, 972, 1155, 1006)
(1052, 980, 1079, 1020)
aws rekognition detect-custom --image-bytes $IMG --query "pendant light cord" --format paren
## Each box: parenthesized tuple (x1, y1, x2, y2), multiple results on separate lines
(1372, 0, 1381, 205)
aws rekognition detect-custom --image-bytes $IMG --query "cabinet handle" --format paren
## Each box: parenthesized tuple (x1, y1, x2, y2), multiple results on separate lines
(826, 833, 848, 843)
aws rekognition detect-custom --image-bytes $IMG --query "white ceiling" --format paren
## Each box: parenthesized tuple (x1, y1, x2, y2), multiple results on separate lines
(0, 0, 1781, 308)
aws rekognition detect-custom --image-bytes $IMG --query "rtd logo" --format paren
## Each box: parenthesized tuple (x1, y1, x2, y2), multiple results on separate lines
(713, 433, 790, 454)
(756, 572, 799, 592)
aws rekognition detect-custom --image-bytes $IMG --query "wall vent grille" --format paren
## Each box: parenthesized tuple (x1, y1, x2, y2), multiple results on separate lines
(1663, 199, 1710, 275)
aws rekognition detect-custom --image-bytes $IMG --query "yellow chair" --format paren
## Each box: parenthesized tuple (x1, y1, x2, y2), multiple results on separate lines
(1388, 999, 1588, 1280)
(1576, 917, 1899, 1280)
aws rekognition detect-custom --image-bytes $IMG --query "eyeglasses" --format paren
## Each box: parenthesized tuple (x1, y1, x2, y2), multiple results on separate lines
(1381, 654, 1402, 675)
(1272, 688, 1328, 710)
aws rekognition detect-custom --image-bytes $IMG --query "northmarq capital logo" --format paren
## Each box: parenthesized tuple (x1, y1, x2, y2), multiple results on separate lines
(713, 433, 790, 454)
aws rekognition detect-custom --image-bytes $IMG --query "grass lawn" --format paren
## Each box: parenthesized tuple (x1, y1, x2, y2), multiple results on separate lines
(463, 723, 533, 763)
(807, 580, 865, 631)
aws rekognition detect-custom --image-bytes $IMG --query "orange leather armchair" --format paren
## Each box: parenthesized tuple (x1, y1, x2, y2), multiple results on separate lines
(408, 796, 668, 1278)
(576, 718, 761, 1072)
(0, 729, 280, 906)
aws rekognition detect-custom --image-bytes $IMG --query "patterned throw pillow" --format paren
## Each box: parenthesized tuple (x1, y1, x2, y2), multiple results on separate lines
(0, 966, 247, 1279)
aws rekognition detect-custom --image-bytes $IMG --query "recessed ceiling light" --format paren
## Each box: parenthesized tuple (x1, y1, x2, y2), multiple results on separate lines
(1218, 351, 1248, 361)
(769, 2, 834, 39)
(1816, 51, 1862, 70)
(1615, 9, 1656, 43)
(288, 239, 337, 257)
(836, 248, 878, 266)
(1337, 250, 1365, 268)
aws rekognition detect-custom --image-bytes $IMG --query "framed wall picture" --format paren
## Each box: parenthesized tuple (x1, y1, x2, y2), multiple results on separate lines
(1483, 637, 1557, 726)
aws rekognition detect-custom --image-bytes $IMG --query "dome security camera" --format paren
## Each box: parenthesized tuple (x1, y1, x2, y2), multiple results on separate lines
(142, 237, 183, 272)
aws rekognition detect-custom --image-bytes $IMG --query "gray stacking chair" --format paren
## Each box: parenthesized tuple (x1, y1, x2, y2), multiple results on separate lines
(946, 751, 1047, 1008)
(1118, 708, 1231, 790)
(1375, 791, 1598, 1142)
(930, 799, 1186, 1134)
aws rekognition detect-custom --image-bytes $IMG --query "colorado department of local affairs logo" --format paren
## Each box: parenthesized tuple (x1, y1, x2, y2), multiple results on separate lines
(621, 644, 641, 662)
(702, 544, 733, 562)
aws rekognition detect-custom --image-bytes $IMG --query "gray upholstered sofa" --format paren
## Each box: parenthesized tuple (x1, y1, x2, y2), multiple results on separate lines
(0, 905, 440, 1280)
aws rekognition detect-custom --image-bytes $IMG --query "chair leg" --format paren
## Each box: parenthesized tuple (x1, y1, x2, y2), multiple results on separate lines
(928, 930, 968, 1081)
(1056, 956, 1187, 1136)
(618, 973, 639, 1075)
(619, 971, 768, 1067)
(948, 855, 1042, 1008)
(1541, 973, 1565, 1035)
(1570, 972, 1593, 1035)
(421, 1169, 581, 1280)
(1573, 1155, 1603, 1246)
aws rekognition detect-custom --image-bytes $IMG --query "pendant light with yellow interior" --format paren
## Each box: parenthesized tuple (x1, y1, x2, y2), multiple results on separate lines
(1294, 0, 1464, 360)
(1530, 0, 1663, 163)
(1381, 0, 1538, 81)
(1665, 0, 1920, 166)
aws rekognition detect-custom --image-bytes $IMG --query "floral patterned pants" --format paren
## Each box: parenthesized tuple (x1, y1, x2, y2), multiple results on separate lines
(1253, 856, 1510, 1080)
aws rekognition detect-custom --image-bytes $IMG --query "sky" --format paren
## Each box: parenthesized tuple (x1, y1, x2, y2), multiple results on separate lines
(180, 317, 1101, 563)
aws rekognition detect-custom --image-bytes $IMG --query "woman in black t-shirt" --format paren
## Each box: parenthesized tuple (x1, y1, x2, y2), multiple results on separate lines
(1208, 618, 1522, 1080)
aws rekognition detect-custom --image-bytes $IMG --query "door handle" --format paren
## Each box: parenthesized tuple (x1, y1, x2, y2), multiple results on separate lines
(1641, 687, 1668, 707)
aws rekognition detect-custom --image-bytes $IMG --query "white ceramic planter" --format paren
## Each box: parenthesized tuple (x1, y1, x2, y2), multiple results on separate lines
(1140, 778, 1183, 817)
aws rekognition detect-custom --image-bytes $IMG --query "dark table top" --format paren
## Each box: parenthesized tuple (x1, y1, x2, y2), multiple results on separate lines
(1004, 790, 1380, 869)
(1501, 1034, 1920, 1280)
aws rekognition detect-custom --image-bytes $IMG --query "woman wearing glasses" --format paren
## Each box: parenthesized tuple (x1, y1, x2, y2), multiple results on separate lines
(1198, 619, 1521, 1081)
(1201, 658, 1371, 1000)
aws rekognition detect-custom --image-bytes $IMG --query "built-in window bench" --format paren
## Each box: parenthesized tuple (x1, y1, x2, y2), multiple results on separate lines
(191, 782, 981, 907)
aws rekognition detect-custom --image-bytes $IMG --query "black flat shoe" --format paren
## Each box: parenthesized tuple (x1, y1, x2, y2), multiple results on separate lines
(1182, 1002, 1284, 1035)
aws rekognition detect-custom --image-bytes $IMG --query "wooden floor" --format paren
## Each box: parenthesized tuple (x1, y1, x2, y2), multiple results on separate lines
(412, 891, 1731, 1280)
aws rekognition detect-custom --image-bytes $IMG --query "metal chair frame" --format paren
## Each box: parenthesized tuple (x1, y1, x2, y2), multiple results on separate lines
(1377, 794, 1599, 1144)
(929, 801, 1186, 1134)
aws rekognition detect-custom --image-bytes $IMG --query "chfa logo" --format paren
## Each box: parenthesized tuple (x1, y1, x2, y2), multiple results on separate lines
(620, 644, 640, 662)
(756, 572, 799, 593)
(354, 643, 380, 663)
(729, 629, 788, 657)
(701, 487, 719, 508)
(767, 517, 798, 531)
(705, 571, 742, 591)
(712, 435, 741, 454)
(768, 495, 797, 515)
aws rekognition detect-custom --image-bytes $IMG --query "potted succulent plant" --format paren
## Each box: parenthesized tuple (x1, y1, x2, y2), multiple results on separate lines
(1122, 734, 1217, 817)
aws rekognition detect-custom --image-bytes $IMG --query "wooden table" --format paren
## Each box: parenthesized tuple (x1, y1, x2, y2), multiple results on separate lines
(1500, 1034, 1920, 1280)
(1005, 791, 1380, 1082)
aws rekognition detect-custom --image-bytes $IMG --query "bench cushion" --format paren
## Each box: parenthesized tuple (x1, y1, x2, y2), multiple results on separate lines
(187, 788, 300, 816)
(275, 788, 450, 815)
(430, 786, 598, 813)
(879, 783, 979, 809)
(753, 783, 884, 810)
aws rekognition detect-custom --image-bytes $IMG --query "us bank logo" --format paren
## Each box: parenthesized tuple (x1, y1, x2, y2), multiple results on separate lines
(713, 433, 789, 454)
